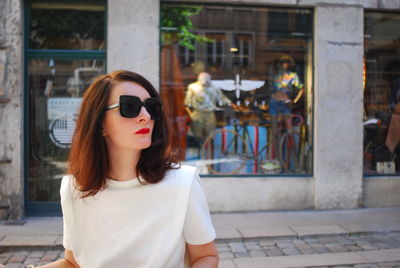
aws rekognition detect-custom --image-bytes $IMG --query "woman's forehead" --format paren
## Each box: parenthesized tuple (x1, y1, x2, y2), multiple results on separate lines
(110, 81, 150, 100)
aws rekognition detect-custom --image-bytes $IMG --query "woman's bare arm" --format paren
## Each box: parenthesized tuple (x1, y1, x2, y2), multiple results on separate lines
(187, 241, 219, 268)
(36, 250, 80, 268)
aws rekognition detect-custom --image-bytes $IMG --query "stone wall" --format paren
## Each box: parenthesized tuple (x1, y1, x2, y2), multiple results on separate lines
(0, 0, 23, 220)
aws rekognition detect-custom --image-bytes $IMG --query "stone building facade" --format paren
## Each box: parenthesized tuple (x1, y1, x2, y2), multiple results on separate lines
(0, 0, 399, 219)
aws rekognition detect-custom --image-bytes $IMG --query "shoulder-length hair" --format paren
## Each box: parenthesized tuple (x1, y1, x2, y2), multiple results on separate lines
(68, 70, 179, 197)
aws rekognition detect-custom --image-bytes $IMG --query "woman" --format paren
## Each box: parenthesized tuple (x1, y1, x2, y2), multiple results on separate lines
(37, 70, 218, 268)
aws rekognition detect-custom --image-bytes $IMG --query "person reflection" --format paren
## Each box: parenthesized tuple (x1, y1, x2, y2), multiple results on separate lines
(185, 72, 232, 142)
(269, 55, 304, 164)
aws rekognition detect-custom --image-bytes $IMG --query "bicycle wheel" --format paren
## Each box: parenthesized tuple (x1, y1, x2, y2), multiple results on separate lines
(279, 131, 301, 173)
(201, 129, 249, 175)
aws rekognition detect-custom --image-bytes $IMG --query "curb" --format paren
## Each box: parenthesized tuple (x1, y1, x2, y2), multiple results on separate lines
(1, 230, 399, 253)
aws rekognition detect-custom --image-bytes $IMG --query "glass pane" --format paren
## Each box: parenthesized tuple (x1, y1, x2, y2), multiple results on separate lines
(161, 4, 313, 175)
(28, 58, 105, 201)
(29, 2, 106, 50)
(364, 12, 400, 175)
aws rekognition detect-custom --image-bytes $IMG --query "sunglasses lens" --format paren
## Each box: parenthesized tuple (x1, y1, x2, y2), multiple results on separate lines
(145, 99, 163, 120)
(120, 96, 141, 118)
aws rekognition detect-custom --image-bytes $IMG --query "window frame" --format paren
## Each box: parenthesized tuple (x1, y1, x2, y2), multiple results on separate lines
(24, 0, 107, 216)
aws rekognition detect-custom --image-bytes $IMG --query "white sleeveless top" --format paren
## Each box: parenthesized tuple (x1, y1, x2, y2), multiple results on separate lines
(60, 165, 216, 268)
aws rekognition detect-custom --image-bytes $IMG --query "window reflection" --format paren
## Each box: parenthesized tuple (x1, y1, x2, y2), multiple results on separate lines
(29, 59, 105, 201)
(30, 3, 105, 50)
(364, 11, 400, 175)
(161, 4, 313, 175)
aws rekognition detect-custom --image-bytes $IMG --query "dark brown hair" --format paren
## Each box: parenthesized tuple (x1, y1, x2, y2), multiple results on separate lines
(68, 70, 179, 197)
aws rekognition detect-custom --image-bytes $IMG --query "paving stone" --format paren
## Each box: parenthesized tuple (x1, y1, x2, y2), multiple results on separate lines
(312, 247, 330, 254)
(23, 258, 41, 266)
(4, 263, 21, 268)
(336, 238, 355, 246)
(324, 243, 348, 252)
(276, 241, 295, 249)
(258, 239, 275, 247)
(234, 252, 250, 258)
(309, 242, 324, 248)
(0, 253, 12, 258)
(8, 255, 25, 263)
(282, 247, 301, 255)
(292, 239, 311, 249)
(244, 241, 261, 250)
(248, 249, 266, 257)
(216, 243, 230, 252)
(298, 247, 314, 254)
(345, 245, 363, 251)
(373, 242, 393, 249)
(12, 251, 29, 257)
(317, 236, 338, 244)
(228, 242, 247, 253)
(355, 240, 377, 250)
(28, 251, 45, 258)
(218, 252, 234, 260)
(304, 238, 318, 244)
(265, 247, 284, 257)
(40, 254, 59, 262)
(384, 238, 400, 248)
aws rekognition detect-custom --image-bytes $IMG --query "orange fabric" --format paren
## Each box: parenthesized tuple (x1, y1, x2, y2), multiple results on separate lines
(385, 113, 400, 153)
(160, 44, 188, 160)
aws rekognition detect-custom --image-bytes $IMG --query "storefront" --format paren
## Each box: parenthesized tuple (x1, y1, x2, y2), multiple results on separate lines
(0, 0, 399, 219)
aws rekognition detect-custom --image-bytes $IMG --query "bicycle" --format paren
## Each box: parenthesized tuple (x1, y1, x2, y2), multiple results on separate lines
(201, 113, 304, 175)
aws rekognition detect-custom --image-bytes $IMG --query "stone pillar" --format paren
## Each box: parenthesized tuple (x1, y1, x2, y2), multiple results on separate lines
(0, 0, 24, 219)
(314, 3, 364, 209)
(107, 0, 160, 87)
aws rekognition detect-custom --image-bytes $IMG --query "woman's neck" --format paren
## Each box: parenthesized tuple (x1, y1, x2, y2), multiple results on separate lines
(107, 148, 141, 181)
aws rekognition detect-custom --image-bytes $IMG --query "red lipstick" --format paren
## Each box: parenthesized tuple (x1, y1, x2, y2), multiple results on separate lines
(135, 128, 150, 134)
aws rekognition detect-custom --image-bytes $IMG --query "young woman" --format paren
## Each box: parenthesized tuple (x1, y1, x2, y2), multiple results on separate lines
(37, 70, 218, 268)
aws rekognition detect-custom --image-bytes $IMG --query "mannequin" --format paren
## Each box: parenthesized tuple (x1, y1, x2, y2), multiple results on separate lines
(185, 72, 232, 141)
(269, 55, 304, 163)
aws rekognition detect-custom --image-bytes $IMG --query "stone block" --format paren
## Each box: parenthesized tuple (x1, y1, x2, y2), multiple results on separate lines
(360, 248, 400, 262)
(292, 224, 348, 237)
(0, 235, 58, 246)
(218, 260, 236, 268)
(234, 251, 370, 268)
(228, 242, 247, 253)
(216, 228, 242, 240)
(239, 226, 296, 239)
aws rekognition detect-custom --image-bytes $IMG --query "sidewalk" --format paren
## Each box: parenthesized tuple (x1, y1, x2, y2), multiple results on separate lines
(1, 207, 400, 268)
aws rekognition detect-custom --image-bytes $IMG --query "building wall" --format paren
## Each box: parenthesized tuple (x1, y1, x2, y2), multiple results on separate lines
(0, 0, 400, 218)
(0, 0, 24, 219)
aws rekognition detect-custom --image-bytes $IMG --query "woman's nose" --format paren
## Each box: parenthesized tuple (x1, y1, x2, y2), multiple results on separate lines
(137, 106, 151, 122)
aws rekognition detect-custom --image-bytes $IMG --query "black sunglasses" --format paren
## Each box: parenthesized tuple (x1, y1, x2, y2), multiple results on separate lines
(105, 95, 163, 120)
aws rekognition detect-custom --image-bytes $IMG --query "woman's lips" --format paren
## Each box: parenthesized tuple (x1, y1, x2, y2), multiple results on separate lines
(135, 128, 150, 134)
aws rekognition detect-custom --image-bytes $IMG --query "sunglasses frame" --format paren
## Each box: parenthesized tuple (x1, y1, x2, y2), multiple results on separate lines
(105, 95, 162, 120)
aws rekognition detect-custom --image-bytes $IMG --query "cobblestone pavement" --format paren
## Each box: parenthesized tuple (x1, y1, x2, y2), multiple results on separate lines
(1, 232, 400, 268)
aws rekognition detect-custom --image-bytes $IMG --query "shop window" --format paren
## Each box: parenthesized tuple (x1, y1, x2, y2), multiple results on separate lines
(160, 4, 313, 176)
(26, 1, 106, 212)
(364, 11, 400, 175)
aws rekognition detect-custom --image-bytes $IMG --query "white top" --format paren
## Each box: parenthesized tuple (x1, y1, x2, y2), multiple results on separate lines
(60, 165, 216, 268)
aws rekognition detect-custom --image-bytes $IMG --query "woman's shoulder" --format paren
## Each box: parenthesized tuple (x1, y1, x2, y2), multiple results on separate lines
(168, 164, 198, 176)
(164, 164, 199, 185)
(60, 175, 80, 199)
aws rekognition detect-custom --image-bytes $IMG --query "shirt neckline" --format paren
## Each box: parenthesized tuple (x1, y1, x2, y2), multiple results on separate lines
(106, 177, 142, 189)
